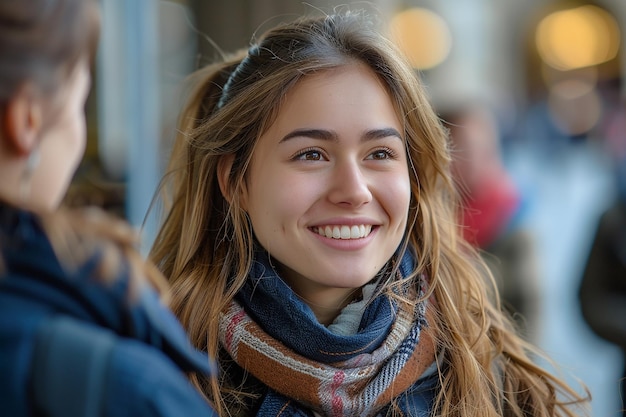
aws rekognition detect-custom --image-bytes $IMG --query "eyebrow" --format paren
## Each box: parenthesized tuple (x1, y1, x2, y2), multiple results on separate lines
(279, 127, 403, 143)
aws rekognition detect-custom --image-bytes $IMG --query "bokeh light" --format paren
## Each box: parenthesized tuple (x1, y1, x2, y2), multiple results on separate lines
(389, 7, 452, 70)
(535, 5, 621, 71)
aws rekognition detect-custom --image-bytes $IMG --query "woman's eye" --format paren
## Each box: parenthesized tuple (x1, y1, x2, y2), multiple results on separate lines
(368, 148, 396, 160)
(294, 149, 324, 161)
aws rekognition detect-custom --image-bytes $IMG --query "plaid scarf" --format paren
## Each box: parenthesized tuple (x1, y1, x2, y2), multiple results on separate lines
(219, 250, 437, 416)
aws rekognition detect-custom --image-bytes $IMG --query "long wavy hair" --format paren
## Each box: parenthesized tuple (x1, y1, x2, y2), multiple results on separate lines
(150, 10, 589, 417)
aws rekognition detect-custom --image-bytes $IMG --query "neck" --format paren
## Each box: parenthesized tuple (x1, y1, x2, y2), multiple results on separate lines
(292, 285, 362, 326)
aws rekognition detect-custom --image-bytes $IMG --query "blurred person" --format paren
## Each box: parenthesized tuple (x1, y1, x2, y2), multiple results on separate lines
(578, 129, 626, 417)
(0, 1, 217, 416)
(442, 104, 541, 339)
(150, 11, 589, 417)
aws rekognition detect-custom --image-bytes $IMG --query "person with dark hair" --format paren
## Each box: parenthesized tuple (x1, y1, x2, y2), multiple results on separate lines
(150, 10, 589, 417)
(0, 1, 217, 416)
(579, 159, 626, 417)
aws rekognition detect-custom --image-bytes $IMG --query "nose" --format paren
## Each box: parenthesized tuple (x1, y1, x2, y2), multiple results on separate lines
(327, 160, 372, 207)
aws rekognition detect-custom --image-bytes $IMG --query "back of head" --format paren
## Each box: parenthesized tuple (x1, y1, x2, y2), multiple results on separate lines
(0, 0, 167, 298)
(0, 0, 100, 104)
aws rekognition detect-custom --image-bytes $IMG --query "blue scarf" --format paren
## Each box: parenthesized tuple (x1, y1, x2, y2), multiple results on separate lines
(219, 250, 438, 416)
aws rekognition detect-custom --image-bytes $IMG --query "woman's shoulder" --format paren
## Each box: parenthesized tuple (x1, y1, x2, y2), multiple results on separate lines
(105, 339, 217, 417)
(1, 207, 134, 323)
(0, 204, 217, 416)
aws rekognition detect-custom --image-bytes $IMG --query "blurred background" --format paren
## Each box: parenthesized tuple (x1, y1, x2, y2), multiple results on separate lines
(71, 1, 625, 416)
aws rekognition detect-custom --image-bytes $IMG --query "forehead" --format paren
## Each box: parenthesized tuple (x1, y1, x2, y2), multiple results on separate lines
(290, 62, 389, 99)
(266, 63, 401, 133)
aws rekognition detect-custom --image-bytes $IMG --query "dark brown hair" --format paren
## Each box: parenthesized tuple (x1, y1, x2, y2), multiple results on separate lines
(0, 0, 100, 103)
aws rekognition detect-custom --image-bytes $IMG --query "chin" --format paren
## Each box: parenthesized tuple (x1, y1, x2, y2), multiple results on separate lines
(326, 275, 378, 289)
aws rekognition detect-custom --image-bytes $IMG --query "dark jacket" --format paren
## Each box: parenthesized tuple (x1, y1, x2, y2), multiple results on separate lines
(579, 199, 626, 350)
(0, 202, 217, 417)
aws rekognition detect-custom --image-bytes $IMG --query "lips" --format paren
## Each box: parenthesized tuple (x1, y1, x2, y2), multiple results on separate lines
(313, 224, 373, 239)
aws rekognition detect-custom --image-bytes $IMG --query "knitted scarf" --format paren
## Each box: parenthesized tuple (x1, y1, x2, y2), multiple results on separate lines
(219, 250, 437, 416)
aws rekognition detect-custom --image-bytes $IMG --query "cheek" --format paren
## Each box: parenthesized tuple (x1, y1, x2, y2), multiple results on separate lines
(245, 169, 290, 226)
(381, 172, 412, 233)
(72, 115, 87, 163)
(53, 113, 87, 191)
(246, 171, 318, 229)
(53, 106, 87, 164)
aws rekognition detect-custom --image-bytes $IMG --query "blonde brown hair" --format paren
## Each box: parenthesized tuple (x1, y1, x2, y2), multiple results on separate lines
(41, 207, 170, 302)
(150, 10, 589, 417)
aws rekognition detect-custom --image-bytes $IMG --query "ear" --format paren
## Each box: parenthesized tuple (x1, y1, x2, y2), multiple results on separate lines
(3, 83, 43, 156)
(217, 154, 248, 209)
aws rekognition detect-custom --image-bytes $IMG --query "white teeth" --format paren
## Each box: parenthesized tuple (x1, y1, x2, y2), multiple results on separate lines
(316, 224, 373, 239)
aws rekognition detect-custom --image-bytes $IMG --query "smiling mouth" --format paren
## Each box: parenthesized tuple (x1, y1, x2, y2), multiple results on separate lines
(312, 225, 373, 240)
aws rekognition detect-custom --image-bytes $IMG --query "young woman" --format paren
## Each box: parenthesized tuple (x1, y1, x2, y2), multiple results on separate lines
(0, 1, 216, 416)
(151, 10, 589, 417)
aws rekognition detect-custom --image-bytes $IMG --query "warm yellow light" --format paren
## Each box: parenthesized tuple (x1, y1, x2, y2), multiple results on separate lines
(389, 8, 452, 70)
(536, 5, 621, 71)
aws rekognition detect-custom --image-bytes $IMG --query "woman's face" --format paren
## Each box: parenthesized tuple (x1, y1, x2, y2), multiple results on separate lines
(241, 63, 411, 313)
(32, 60, 90, 210)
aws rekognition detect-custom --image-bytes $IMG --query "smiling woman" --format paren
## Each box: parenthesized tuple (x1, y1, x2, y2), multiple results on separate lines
(150, 10, 589, 417)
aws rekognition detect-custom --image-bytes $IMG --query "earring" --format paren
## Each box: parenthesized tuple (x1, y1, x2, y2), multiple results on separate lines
(20, 147, 40, 203)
